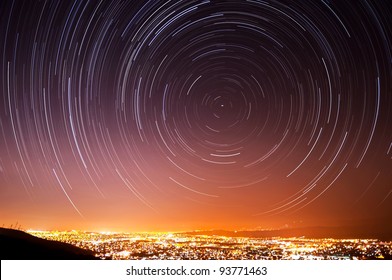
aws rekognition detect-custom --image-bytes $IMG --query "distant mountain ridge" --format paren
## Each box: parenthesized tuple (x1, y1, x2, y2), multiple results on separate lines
(183, 225, 392, 241)
(0, 227, 99, 260)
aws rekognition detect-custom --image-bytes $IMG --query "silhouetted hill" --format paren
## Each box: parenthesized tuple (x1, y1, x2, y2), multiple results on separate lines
(0, 228, 99, 260)
(184, 225, 392, 241)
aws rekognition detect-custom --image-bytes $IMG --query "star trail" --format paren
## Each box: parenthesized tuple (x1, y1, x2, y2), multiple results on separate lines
(1, 0, 391, 232)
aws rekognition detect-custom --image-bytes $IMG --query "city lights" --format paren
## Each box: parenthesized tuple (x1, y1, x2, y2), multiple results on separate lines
(29, 231, 392, 260)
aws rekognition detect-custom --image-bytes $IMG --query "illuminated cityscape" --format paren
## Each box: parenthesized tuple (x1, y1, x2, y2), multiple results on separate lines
(28, 230, 392, 260)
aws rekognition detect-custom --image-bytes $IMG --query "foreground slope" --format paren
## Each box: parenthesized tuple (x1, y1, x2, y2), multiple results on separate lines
(0, 227, 98, 260)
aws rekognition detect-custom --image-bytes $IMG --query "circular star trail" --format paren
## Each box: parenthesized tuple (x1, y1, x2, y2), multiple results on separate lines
(1, 0, 391, 230)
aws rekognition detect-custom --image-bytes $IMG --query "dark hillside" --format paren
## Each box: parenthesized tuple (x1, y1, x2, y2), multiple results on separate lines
(0, 227, 99, 260)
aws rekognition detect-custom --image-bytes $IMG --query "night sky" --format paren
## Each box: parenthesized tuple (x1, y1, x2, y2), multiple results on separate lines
(1, 0, 391, 232)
